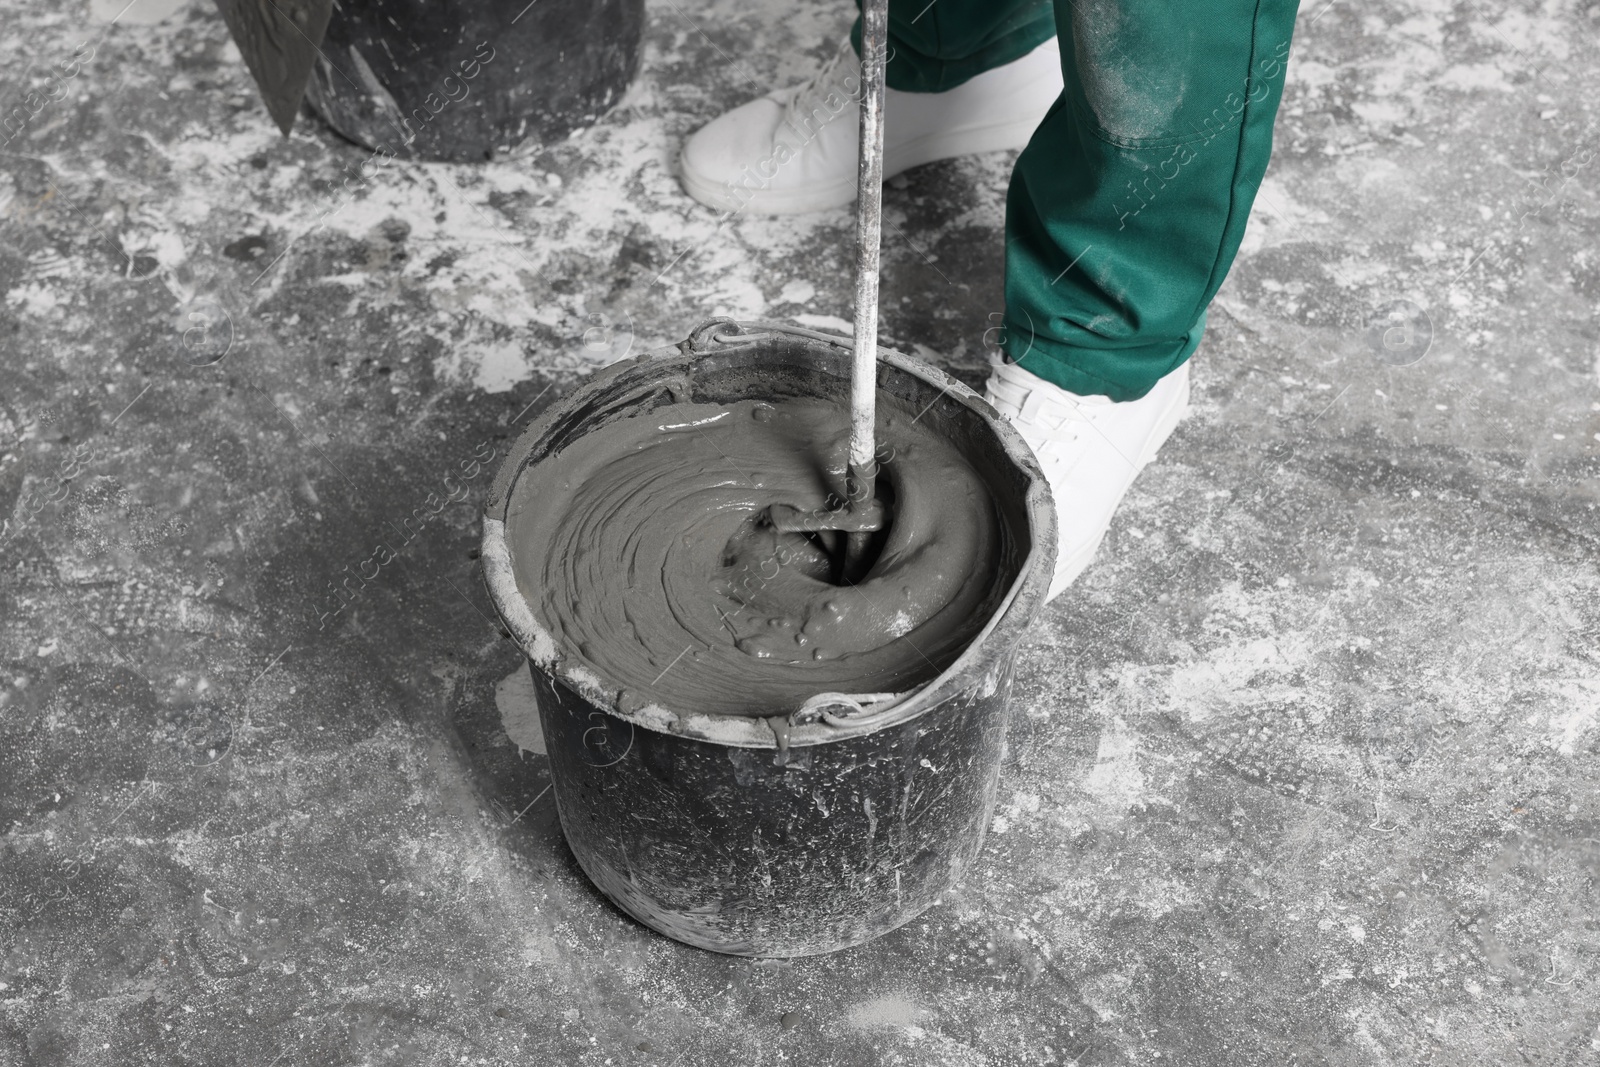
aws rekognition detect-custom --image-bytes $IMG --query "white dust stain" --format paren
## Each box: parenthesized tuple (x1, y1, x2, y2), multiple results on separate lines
(496, 662, 545, 755)
(1164, 632, 1307, 723)
(165, 61, 833, 392)
(1434, 63, 1513, 93)
(468, 341, 533, 394)
(777, 279, 816, 305)
(1081, 716, 1144, 811)
(1324, 253, 1390, 290)
(89, 0, 189, 24)
(1542, 678, 1599, 757)
(1236, 176, 1326, 258)
(846, 993, 928, 1030)
(1478, 10, 1572, 62)
(707, 276, 766, 320)
(792, 313, 852, 335)
(121, 229, 187, 268)
(5, 283, 63, 316)
(1288, 60, 1338, 91)
(992, 790, 1041, 836)
(1352, 100, 1408, 126)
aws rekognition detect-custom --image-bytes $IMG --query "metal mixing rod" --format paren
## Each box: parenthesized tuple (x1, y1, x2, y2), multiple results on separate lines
(766, 0, 890, 583)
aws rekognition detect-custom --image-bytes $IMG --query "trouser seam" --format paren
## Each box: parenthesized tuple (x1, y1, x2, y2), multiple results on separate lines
(1192, 0, 1267, 325)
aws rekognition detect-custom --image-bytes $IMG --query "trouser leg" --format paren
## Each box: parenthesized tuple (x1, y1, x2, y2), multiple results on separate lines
(853, 0, 1057, 92)
(1002, 0, 1301, 400)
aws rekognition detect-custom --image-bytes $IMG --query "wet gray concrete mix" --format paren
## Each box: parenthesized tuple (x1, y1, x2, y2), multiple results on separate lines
(505, 393, 1006, 716)
(2, 0, 1598, 1064)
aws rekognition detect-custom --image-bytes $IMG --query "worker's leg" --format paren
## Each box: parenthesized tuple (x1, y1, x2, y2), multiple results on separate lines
(852, 0, 1056, 93)
(986, 0, 1300, 601)
(679, 1, 1061, 214)
(1002, 0, 1301, 400)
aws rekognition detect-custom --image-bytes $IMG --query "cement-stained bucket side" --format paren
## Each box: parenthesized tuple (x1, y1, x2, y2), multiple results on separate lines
(481, 320, 1056, 955)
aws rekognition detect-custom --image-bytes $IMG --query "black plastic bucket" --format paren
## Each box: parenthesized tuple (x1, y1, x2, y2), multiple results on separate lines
(304, 0, 644, 162)
(481, 320, 1056, 956)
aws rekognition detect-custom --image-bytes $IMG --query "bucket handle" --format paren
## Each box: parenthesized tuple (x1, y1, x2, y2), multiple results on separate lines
(681, 317, 752, 353)
(792, 690, 907, 727)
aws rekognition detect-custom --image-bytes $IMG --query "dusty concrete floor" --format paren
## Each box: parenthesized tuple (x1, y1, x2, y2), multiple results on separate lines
(3, 0, 1599, 1064)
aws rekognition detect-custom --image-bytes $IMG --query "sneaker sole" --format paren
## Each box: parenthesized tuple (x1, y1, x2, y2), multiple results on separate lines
(679, 115, 1046, 216)
(1046, 368, 1192, 601)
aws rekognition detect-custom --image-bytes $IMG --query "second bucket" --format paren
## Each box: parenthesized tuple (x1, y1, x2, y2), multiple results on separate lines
(481, 320, 1056, 956)
(305, 0, 644, 162)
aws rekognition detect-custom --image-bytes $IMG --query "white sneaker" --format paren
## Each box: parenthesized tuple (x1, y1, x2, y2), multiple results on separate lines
(680, 36, 1063, 215)
(985, 358, 1191, 602)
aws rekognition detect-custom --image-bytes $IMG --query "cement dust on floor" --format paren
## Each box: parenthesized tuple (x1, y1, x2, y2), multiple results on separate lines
(1, 0, 1597, 1065)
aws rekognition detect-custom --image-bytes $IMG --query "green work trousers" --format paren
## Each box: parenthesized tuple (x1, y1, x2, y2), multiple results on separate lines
(854, 0, 1301, 399)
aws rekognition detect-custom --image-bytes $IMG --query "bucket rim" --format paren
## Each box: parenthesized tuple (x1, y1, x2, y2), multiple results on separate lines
(480, 318, 1057, 749)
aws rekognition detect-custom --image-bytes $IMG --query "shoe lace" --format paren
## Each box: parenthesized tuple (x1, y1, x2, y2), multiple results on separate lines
(781, 40, 859, 139)
(1021, 406, 1097, 467)
(986, 358, 1103, 466)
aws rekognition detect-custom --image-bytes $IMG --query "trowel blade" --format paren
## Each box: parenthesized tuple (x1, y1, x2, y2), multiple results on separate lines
(212, 0, 333, 136)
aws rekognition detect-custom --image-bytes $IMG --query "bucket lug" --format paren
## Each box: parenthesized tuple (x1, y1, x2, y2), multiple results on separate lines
(681, 317, 757, 354)
(792, 690, 908, 728)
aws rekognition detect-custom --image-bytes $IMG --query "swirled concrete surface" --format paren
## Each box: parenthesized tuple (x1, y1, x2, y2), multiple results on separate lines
(506, 395, 1005, 716)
